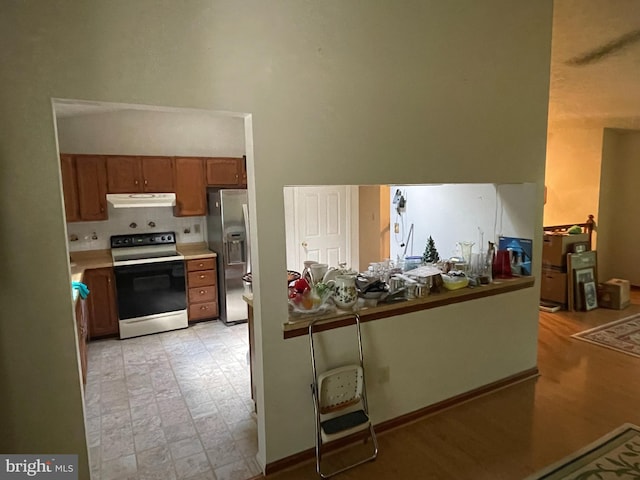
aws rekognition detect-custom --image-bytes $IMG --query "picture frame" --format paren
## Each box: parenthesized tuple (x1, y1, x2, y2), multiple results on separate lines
(572, 242, 588, 254)
(574, 267, 595, 310)
(582, 280, 598, 311)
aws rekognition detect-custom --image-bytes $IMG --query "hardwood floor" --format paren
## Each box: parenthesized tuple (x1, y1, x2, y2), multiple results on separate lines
(261, 289, 640, 479)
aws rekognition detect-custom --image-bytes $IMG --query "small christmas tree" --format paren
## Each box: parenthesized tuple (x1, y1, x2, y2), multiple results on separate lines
(422, 236, 440, 264)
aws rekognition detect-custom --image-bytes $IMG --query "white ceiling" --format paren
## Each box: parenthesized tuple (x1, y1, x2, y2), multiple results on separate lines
(550, 0, 640, 122)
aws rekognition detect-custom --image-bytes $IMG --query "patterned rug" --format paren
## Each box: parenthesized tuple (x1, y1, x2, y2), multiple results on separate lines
(571, 314, 640, 358)
(525, 424, 640, 479)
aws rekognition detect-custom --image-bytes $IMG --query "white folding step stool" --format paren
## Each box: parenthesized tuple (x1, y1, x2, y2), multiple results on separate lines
(308, 314, 378, 478)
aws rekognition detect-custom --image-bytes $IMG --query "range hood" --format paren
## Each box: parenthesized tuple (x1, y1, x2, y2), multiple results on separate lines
(106, 193, 176, 208)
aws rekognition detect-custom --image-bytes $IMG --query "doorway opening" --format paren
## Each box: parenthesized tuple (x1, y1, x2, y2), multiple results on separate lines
(52, 98, 262, 479)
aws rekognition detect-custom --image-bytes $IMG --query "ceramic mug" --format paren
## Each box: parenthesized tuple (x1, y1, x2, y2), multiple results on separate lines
(310, 263, 328, 285)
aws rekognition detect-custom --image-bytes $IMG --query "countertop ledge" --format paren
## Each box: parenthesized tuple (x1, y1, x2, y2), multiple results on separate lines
(282, 276, 535, 338)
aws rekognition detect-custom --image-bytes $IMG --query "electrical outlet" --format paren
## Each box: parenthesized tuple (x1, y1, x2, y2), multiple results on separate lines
(194, 223, 201, 234)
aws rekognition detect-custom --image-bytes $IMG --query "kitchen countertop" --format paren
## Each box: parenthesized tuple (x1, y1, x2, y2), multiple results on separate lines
(177, 243, 217, 260)
(69, 249, 113, 283)
(68, 243, 216, 293)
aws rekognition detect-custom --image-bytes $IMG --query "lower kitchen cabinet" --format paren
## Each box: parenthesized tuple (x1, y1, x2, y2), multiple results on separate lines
(84, 267, 119, 339)
(186, 257, 218, 322)
(75, 297, 89, 385)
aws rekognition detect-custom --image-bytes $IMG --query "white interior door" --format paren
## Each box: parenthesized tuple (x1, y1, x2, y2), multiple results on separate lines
(287, 186, 353, 270)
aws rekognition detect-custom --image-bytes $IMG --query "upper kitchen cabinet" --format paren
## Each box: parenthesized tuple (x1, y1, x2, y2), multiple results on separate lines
(61, 154, 108, 222)
(205, 157, 247, 188)
(174, 157, 206, 216)
(76, 156, 108, 221)
(106, 155, 174, 193)
(60, 154, 80, 222)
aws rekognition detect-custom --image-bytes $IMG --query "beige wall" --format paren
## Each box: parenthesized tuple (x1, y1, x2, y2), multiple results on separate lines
(1, 0, 552, 473)
(598, 129, 640, 284)
(358, 185, 390, 268)
(544, 119, 640, 228)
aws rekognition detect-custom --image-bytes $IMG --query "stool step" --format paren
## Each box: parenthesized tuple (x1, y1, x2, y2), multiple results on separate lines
(321, 409, 369, 435)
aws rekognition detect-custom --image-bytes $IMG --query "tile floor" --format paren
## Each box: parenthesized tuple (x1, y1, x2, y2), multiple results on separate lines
(84, 320, 260, 480)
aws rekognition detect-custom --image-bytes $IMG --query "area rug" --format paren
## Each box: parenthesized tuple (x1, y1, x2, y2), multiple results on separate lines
(525, 424, 640, 479)
(571, 314, 640, 358)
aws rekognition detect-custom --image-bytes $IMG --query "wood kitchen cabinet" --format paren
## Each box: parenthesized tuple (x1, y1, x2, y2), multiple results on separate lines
(60, 154, 81, 222)
(61, 154, 108, 222)
(84, 268, 119, 339)
(174, 157, 207, 216)
(75, 297, 89, 385)
(106, 155, 174, 193)
(205, 157, 247, 188)
(186, 257, 219, 322)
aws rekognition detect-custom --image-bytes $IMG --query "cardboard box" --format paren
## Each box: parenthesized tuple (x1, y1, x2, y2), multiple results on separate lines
(540, 269, 567, 305)
(542, 233, 589, 269)
(598, 278, 630, 310)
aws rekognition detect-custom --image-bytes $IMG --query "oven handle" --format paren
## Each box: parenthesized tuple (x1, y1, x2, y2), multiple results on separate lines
(114, 256, 185, 267)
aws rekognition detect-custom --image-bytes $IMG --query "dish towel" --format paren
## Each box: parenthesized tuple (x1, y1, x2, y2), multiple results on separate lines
(72, 281, 90, 299)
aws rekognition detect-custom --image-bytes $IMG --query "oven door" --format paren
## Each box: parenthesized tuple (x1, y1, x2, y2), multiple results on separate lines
(113, 260, 186, 320)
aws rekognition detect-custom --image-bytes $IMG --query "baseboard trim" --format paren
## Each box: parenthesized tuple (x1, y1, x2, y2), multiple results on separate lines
(263, 366, 539, 476)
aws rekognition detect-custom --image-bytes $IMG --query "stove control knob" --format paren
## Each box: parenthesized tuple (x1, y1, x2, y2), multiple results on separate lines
(150, 237, 155, 242)
(161, 236, 166, 241)
(167, 235, 172, 241)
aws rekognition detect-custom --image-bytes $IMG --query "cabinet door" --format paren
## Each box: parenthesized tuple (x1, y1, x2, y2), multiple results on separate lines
(142, 156, 174, 192)
(76, 156, 108, 221)
(60, 154, 81, 222)
(84, 268, 119, 339)
(205, 157, 243, 186)
(174, 157, 206, 216)
(106, 156, 143, 193)
(240, 156, 247, 187)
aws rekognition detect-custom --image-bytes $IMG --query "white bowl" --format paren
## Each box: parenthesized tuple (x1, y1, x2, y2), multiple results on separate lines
(441, 274, 469, 291)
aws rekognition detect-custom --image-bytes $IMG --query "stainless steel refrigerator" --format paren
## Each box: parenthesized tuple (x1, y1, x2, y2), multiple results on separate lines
(206, 188, 250, 325)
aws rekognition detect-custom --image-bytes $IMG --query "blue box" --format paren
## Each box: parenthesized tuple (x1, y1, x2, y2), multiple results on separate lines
(498, 236, 532, 276)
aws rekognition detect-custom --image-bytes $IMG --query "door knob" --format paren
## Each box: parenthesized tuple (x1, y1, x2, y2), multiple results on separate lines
(301, 241, 308, 248)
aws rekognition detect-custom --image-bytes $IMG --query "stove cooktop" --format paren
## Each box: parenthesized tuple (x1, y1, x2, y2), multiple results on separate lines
(110, 232, 181, 265)
(111, 232, 177, 249)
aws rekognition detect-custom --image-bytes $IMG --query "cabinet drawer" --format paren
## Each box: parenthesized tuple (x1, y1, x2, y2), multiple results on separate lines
(189, 301, 218, 320)
(188, 285, 217, 303)
(187, 258, 216, 272)
(188, 269, 216, 287)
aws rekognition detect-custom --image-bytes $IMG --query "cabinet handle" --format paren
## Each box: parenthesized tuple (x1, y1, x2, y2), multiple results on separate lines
(199, 290, 205, 295)
(144, 179, 148, 186)
(200, 274, 206, 279)
(200, 305, 208, 310)
(198, 263, 204, 267)
(134, 179, 139, 185)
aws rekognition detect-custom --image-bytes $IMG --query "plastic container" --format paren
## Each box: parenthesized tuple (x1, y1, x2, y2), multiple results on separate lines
(404, 256, 422, 271)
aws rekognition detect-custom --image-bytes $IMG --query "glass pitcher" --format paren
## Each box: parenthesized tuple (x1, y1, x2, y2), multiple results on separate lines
(457, 241, 475, 272)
